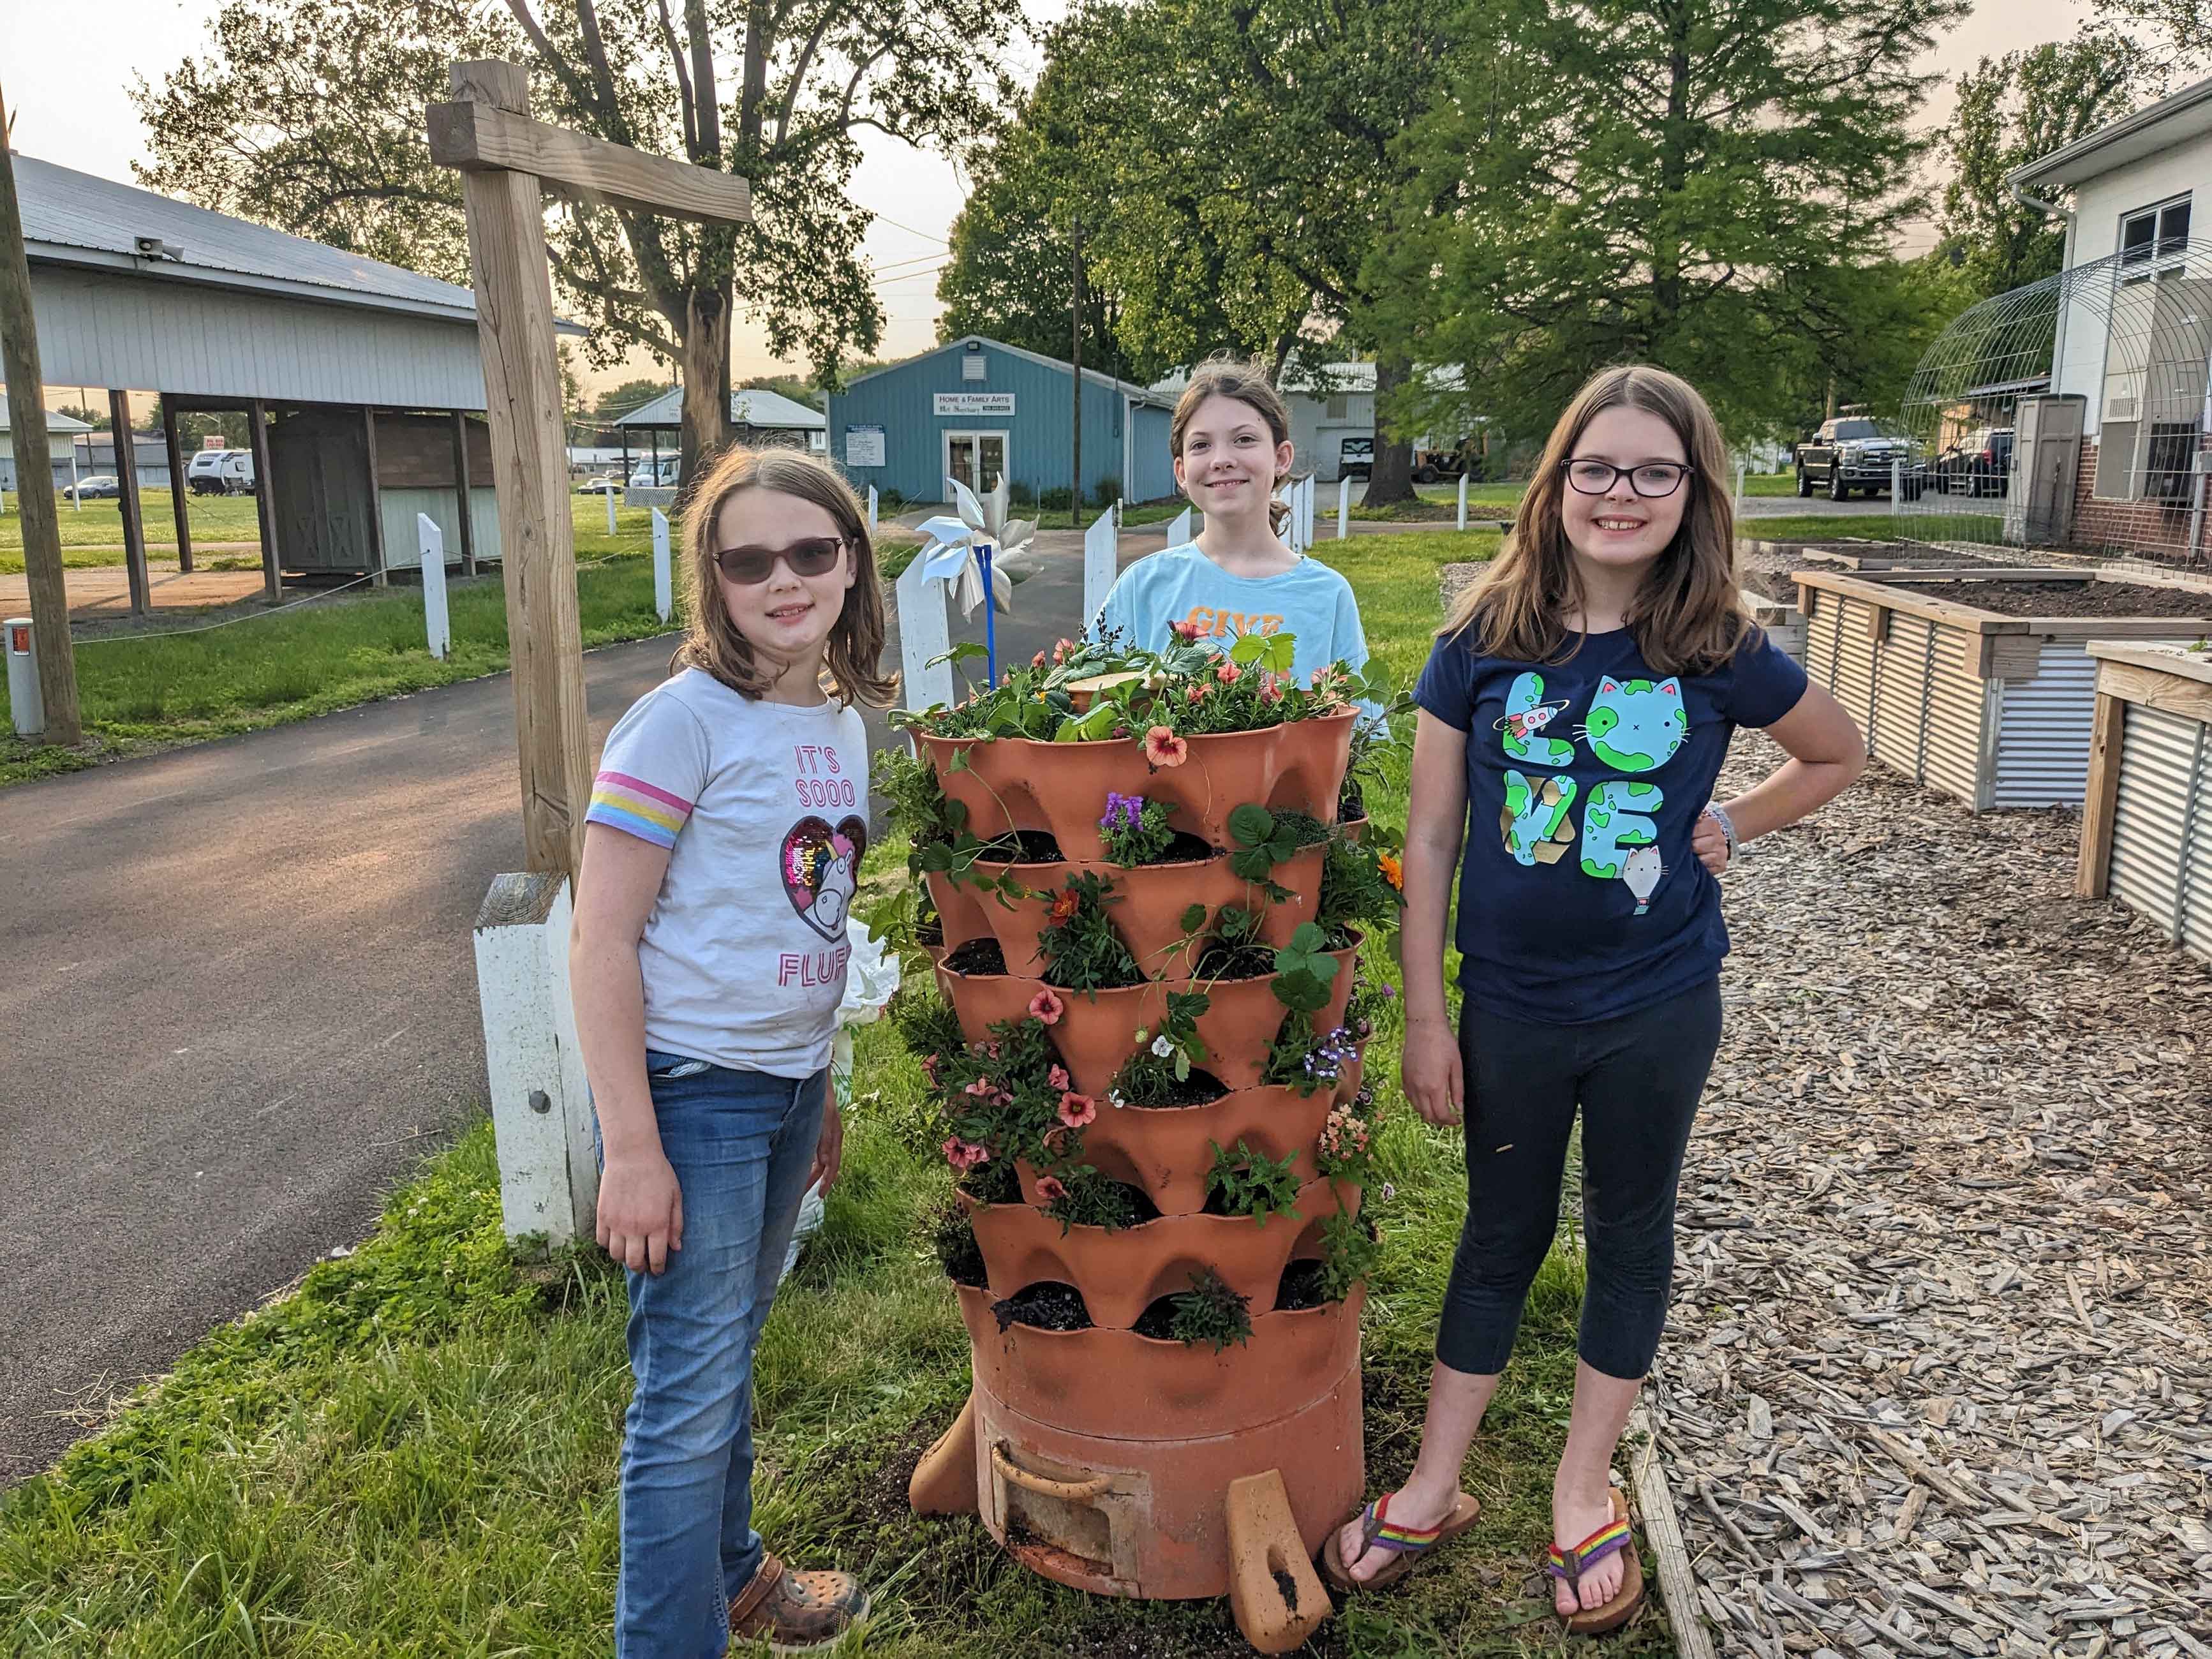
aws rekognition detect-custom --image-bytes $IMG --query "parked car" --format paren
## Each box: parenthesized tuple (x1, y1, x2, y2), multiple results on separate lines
(1795, 417, 1915, 500)
(628, 456, 680, 489)
(185, 449, 241, 495)
(1337, 436, 1373, 481)
(65, 474, 120, 500)
(575, 474, 625, 495)
(1933, 427, 2015, 497)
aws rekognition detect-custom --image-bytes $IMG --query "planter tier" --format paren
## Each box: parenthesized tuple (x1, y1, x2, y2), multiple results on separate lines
(963, 1177, 1355, 1331)
(926, 844, 1324, 979)
(954, 1283, 1366, 1602)
(917, 710, 1355, 854)
(934, 942, 1362, 1097)
(1013, 1063, 1363, 1217)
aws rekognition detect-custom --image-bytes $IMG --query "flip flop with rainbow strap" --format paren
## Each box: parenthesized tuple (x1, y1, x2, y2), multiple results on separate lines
(1545, 1488, 1646, 1635)
(1319, 1489, 1481, 1592)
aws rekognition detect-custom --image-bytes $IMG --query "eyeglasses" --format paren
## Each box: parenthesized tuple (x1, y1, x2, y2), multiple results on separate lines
(712, 536, 846, 584)
(1561, 459, 1690, 498)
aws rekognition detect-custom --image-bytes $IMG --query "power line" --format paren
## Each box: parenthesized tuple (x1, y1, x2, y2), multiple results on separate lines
(868, 211, 949, 246)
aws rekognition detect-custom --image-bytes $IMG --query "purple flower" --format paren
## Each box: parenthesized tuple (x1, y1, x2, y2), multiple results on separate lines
(1101, 791, 1147, 833)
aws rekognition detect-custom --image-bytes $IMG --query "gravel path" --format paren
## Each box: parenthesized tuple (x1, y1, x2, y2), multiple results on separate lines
(1654, 736, 2212, 1657)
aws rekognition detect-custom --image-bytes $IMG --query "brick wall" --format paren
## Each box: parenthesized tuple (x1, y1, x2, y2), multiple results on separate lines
(2070, 436, 2208, 557)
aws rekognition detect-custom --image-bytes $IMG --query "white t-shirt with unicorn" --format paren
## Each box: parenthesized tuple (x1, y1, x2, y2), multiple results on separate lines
(586, 667, 869, 1078)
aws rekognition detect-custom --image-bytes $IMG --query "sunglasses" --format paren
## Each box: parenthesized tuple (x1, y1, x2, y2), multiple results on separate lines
(713, 536, 847, 585)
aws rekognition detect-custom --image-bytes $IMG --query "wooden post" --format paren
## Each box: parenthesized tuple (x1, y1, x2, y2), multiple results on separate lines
(450, 410, 479, 576)
(2076, 686, 2126, 900)
(248, 398, 281, 602)
(108, 390, 151, 616)
(0, 94, 84, 741)
(160, 398, 193, 572)
(443, 59, 593, 879)
(361, 405, 387, 585)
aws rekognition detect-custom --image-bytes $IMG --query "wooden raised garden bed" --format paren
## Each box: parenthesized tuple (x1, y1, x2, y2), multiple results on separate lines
(2077, 642, 2212, 962)
(1793, 568, 2212, 812)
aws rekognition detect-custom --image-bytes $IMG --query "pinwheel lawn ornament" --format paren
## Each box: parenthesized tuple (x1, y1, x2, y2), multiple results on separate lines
(914, 475, 1031, 685)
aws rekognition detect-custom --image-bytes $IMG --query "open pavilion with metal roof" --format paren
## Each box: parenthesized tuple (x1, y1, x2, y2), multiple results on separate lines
(610, 385, 824, 491)
(9, 154, 583, 611)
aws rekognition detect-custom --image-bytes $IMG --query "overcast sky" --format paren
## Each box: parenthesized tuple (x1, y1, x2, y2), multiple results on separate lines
(3, 0, 2091, 392)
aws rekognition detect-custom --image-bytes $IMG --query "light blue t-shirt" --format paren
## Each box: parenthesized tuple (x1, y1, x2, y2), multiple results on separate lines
(1094, 543, 1373, 691)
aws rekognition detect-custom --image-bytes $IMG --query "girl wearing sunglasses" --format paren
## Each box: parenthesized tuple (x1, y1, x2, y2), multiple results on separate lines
(570, 445, 893, 1656)
(1326, 368, 1864, 1633)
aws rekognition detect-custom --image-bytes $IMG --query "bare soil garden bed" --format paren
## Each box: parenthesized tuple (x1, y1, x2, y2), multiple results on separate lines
(1649, 733, 2212, 1656)
(1886, 577, 2212, 621)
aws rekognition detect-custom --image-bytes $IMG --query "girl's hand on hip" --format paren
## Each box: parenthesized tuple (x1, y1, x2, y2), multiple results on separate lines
(810, 1093, 845, 1193)
(1402, 1016, 1464, 1127)
(598, 1149, 683, 1275)
(1691, 810, 1731, 875)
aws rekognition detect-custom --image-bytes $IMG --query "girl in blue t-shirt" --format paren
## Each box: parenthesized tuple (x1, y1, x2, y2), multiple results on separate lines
(1094, 357, 1370, 687)
(1325, 367, 1865, 1633)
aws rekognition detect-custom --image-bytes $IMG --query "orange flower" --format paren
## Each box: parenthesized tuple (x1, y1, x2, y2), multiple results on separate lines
(1377, 852, 1404, 891)
(1143, 725, 1189, 768)
(1048, 888, 1082, 923)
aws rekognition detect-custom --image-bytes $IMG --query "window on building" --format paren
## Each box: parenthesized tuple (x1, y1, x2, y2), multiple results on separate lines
(1325, 394, 1349, 421)
(2120, 196, 2192, 281)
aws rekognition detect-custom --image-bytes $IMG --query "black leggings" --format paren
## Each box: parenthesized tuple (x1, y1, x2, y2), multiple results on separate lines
(1436, 977, 1722, 1382)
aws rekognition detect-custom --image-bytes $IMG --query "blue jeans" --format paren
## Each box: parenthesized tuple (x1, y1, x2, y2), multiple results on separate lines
(612, 1051, 826, 1659)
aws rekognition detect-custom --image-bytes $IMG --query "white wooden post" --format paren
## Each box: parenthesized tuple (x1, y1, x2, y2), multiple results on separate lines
(1083, 503, 1117, 633)
(1168, 506, 1192, 548)
(1734, 459, 1747, 512)
(867, 484, 878, 531)
(895, 554, 955, 710)
(1891, 458, 1904, 506)
(1337, 474, 1350, 540)
(651, 506, 672, 623)
(417, 512, 450, 660)
(1457, 472, 1469, 530)
(472, 871, 598, 1248)
(605, 480, 618, 536)
(68, 445, 80, 510)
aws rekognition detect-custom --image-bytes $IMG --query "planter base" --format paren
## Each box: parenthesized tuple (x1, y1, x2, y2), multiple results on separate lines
(909, 1394, 981, 1515)
(1226, 1468, 1331, 1654)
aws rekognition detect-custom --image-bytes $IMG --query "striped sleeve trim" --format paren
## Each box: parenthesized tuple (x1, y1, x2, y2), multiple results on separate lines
(586, 770, 694, 849)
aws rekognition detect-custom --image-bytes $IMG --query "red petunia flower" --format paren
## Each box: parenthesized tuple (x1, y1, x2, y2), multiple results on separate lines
(1035, 1174, 1067, 1203)
(1057, 1091, 1098, 1129)
(1027, 988, 1065, 1026)
(1048, 1064, 1071, 1091)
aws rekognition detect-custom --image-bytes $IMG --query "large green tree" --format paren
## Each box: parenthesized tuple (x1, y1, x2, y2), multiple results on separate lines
(1940, 38, 2148, 301)
(135, 0, 1013, 485)
(1369, 0, 1969, 451)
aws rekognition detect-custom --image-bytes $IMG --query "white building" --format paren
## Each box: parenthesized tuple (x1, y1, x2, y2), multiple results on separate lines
(0, 396, 93, 491)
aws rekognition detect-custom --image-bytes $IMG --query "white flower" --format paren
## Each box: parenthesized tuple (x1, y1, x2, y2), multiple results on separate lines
(1151, 1035, 1174, 1057)
(1380, 1182, 1397, 1202)
(1108, 1090, 1126, 1109)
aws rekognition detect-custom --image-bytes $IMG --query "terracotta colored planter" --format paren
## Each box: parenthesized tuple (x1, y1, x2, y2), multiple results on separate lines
(956, 1284, 1366, 1600)
(917, 710, 1354, 854)
(1016, 1067, 1363, 1216)
(963, 1178, 1355, 1330)
(936, 936, 1361, 1096)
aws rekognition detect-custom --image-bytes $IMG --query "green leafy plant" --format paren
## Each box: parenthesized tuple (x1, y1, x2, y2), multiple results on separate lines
(1227, 805, 1331, 888)
(1037, 1165, 1154, 1234)
(932, 1010, 1094, 1175)
(1097, 791, 1179, 865)
(1036, 872, 1143, 991)
(1318, 1209, 1381, 1303)
(1192, 904, 1274, 980)
(1206, 1139, 1303, 1227)
(927, 1194, 988, 1286)
(1318, 834, 1406, 946)
(1167, 1267, 1253, 1352)
(1115, 989, 1213, 1105)
(1263, 1012, 1360, 1096)
(1270, 921, 1342, 1014)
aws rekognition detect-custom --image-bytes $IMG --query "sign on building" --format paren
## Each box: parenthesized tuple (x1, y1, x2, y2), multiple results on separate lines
(933, 393, 1016, 416)
(845, 424, 886, 467)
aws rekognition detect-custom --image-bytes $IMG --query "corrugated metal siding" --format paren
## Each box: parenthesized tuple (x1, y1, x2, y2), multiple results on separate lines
(1830, 596, 1879, 738)
(1871, 613, 1934, 779)
(1924, 621, 1988, 806)
(1131, 404, 1176, 502)
(2109, 703, 2202, 946)
(1990, 641, 2102, 808)
(31, 268, 487, 408)
(827, 340, 1144, 503)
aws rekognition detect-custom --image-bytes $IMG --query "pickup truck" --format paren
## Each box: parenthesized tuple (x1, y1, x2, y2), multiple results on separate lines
(1795, 417, 1915, 500)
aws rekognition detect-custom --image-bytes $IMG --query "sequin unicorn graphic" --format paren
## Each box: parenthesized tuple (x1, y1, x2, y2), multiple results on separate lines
(784, 819, 863, 941)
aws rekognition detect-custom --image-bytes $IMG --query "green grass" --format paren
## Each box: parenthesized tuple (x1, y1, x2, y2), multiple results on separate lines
(0, 529, 1672, 1655)
(0, 490, 267, 568)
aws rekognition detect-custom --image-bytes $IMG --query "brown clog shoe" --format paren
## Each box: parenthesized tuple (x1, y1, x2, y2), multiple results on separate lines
(728, 1553, 871, 1655)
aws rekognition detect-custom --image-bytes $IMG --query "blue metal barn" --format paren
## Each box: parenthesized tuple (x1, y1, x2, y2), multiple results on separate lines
(828, 336, 1177, 507)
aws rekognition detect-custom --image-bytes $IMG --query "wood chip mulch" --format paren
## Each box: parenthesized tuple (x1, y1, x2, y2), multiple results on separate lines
(1653, 735, 2212, 1658)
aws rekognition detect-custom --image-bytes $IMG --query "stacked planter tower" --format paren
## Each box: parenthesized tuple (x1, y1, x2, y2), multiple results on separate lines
(894, 638, 1391, 1653)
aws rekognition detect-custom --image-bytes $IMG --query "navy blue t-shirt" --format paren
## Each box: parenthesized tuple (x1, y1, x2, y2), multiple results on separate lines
(1414, 624, 1807, 1026)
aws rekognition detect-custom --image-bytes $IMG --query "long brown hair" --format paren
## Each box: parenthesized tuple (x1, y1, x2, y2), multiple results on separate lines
(1171, 357, 1295, 537)
(1441, 366, 1749, 676)
(671, 445, 894, 706)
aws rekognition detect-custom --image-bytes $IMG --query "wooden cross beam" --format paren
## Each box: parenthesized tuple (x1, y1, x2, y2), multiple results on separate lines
(427, 59, 751, 880)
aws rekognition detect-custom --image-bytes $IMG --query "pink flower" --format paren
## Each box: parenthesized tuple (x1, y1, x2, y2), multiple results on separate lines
(1032, 650, 1048, 669)
(1259, 678, 1284, 705)
(1057, 1091, 1098, 1129)
(921, 1053, 940, 1085)
(1035, 1174, 1067, 1203)
(942, 1138, 990, 1172)
(1215, 660, 1242, 685)
(1143, 725, 1189, 768)
(1185, 685, 1206, 704)
(1054, 637, 1076, 662)
(964, 1077, 995, 1098)
(984, 1041, 1002, 1059)
(1169, 619, 1201, 643)
(1027, 988, 1065, 1026)
(1048, 1064, 1071, 1090)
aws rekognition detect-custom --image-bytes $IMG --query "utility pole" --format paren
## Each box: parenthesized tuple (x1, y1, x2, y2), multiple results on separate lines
(0, 83, 84, 742)
(1070, 216, 1084, 529)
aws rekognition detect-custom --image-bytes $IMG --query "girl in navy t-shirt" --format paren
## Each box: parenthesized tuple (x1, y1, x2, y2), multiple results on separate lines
(1325, 368, 1865, 1632)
